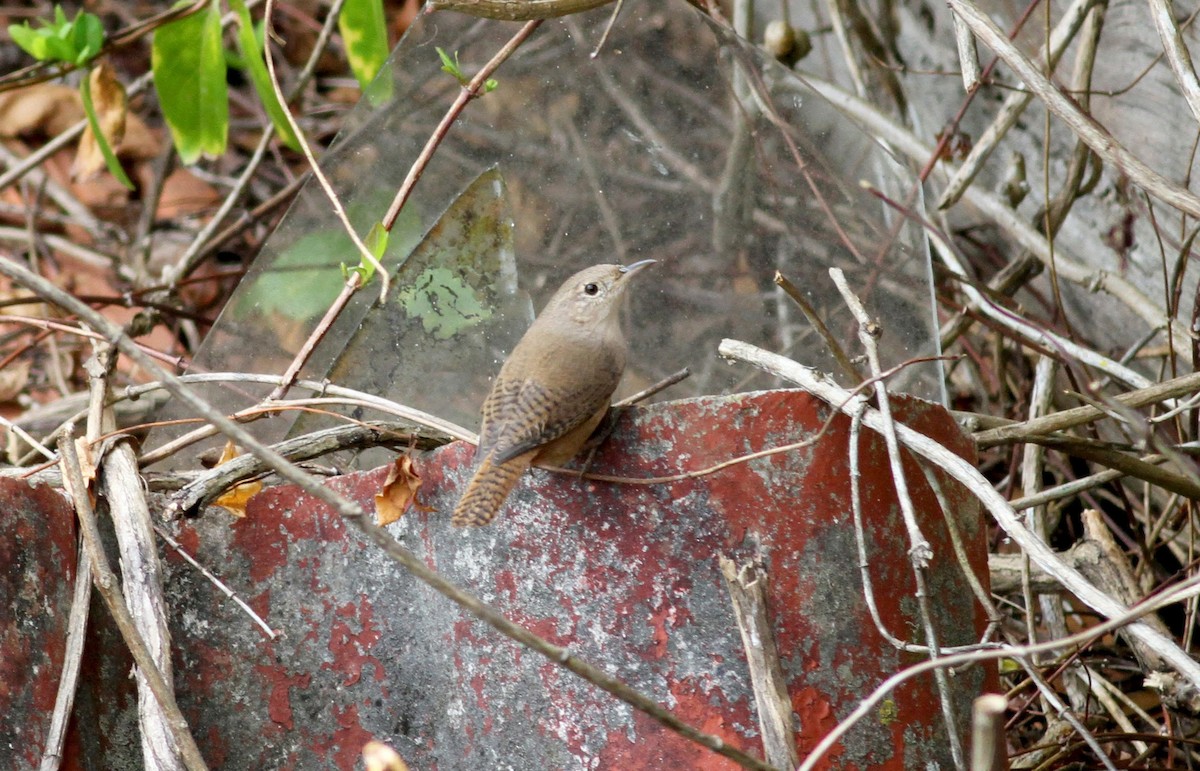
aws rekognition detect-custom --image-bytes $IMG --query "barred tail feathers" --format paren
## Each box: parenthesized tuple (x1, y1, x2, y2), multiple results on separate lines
(452, 451, 533, 527)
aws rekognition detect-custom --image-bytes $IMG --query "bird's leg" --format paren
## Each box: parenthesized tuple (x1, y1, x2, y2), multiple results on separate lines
(575, 405, 626, 476)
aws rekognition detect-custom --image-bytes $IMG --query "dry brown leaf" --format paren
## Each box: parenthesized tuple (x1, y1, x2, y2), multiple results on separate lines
(375, 456, 430, 526)
(157, 168, 221, 219)
(362, 741, 409, 771)
(213, 440, 263, 519)
(74, 63, 127, 180)
(114, 110, 159, 161)
(0, 83, 83, 139)
(0, 359, 31, 403)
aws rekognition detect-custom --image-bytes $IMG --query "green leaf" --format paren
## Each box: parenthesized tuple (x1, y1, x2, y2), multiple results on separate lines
(6, 5, 106, 65)
(433, 47, 498, 93)
(78, 68, 133, 189)
(43, 34, 74, 63)
(228, 0, 301, 151)
(152, 1, 228, 164)
(341, 223, 387, 284)
(73, 12, 104, 64)
(7, 24, 48, 60)
(338, 0, 389, 90)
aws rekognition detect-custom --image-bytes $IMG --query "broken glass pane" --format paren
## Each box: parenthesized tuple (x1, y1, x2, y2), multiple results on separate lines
(149, 3, 941, 468)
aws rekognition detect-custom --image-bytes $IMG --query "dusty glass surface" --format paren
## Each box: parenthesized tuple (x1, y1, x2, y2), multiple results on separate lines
(149, 2, 941, 465)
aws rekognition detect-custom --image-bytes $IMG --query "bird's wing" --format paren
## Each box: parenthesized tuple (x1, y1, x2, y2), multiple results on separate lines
(478, 349, 621, 466)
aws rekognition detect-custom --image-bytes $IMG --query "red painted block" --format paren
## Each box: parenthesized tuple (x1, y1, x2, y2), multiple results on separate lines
(75, 390, 990, 769)
(0, 479, 77, 769)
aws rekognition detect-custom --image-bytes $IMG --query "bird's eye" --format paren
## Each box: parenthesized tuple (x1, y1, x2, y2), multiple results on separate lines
(583, 282, 600, 296)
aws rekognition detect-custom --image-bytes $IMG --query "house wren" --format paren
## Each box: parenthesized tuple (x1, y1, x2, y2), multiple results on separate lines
(452, 260, 656, 527)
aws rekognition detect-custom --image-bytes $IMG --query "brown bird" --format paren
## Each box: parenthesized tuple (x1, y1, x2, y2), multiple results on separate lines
(452, 260, 655, 527)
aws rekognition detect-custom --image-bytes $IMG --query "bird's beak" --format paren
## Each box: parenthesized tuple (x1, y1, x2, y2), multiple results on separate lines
(618, 259, 657, 278)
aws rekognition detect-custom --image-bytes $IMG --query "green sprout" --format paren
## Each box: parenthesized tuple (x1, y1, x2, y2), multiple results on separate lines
(8, 5, 105, 66)
(436, 47, 498, 93)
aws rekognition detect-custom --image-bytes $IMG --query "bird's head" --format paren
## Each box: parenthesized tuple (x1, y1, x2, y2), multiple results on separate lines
(542, 260, 656, 328)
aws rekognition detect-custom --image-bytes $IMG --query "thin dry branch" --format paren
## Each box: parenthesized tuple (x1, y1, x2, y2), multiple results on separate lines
(1149, 0, 1200, 127)
(38, 548, 90, 771)
(973, 367, 1200, 447)
(718, 338, 1200, 689)
(797, 73, 1195, 365)
(720, 555, 799, 770)
(945, 0, 1200, 218)
(936, 0, 1098, 209)
(84, 351, 181, 769)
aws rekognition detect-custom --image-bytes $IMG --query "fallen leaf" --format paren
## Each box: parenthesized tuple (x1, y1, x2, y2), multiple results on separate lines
(156, 167, 221, 219)
(375, 456, 430, 525)
(75, 63, 128, 179)
(0, 83, 82, 139)
(115, 112, 160, 160)
(0, 359, 31, 403)
(213, 440, 263, 519)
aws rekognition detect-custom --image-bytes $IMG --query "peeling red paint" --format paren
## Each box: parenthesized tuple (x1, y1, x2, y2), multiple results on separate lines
(597, 708, 744, 771)
(258, 665, 311, 729)
(325, 702, 375, 768)
(492, 568, 520, 602)
(325, 597, 385, 686)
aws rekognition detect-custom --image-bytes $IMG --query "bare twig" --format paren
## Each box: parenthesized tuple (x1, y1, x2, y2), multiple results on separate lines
(612, 367, 691, 406)
(0, 313, 185, 366)
(135, 381, 471, 467)
(429, 0, 614, 19)
(58, 434, 207, 771)
(972, 368, 1200, 447)
(797, 74, 1195, 365)
(791, 568, 1200, 771)
(720, 555, 799, 769)
(38, 547, 90, 771)
(936, 0, 1098, 209)
(165, 419, 447, 518)
(952, 16, 981, 91)
(968, 694, 1007, 771)
(869, 183, 1162, 392)
(945, 0, 1200, 218)
(828, 269, 964, 769)
(84, 350, 181, 769)
(939, 254, 1043, 349)
(774, 271, 862, 383)
(382, 20, 543, 231)
(1149, 0, 1200, 127)
(152, 524, 278, 640)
